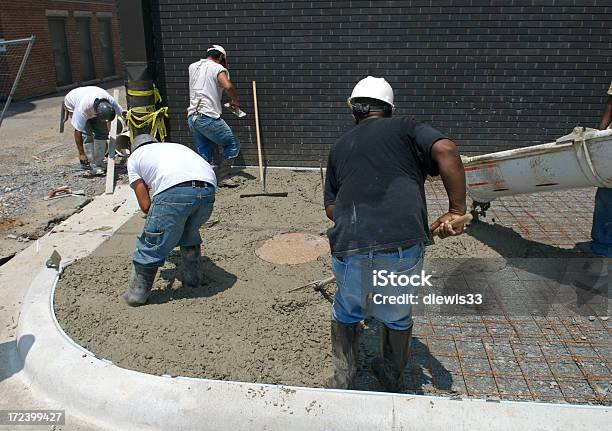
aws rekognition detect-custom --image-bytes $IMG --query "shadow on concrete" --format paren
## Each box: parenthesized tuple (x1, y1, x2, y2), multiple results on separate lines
(354, 324, 452, 394)
(447, 222, 609, 317)
(467, 221, 578, 258)
(407, 337, 453, 394)
(1, 101, 35, 119)
(0, 334, 34, 382)
(152, 252, 237, 304)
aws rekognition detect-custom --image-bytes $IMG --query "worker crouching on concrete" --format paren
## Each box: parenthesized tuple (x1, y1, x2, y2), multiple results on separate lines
(187, 44, 241, 187)
(124, 134, 217, 306)
(324, 76, 467, 391)
(63, 86, 124, 175)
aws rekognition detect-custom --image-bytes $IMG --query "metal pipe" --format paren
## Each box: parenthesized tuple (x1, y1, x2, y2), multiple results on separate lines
(0, 37, 36, 46)
(0, 36, 35, 128)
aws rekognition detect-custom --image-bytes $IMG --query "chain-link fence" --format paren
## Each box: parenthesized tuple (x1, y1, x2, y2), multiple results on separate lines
(0, 36, 35, 128)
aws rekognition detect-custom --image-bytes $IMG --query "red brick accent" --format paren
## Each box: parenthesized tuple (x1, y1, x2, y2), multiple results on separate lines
(0, 0, 124, 100)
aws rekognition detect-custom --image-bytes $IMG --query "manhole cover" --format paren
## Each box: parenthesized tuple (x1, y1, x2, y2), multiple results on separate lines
(255, 232, 330, 265)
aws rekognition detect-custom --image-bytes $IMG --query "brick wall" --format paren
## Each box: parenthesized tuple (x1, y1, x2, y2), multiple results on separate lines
(150, 0, 611, 164)
(0, 0, 123, 100)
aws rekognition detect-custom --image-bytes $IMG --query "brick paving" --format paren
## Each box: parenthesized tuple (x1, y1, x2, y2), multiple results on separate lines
(353, 184, 610, 405)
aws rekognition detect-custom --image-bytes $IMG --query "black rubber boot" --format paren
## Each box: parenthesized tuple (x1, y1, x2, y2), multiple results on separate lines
(179, 245, 202, 288)
(371, 325, 413, 392)
(123, 265, 158, 306)
(215, 159, 238, 188)
(326, 321, 360, 389)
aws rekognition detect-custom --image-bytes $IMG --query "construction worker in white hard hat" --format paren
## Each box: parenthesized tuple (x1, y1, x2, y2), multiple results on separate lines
(592, 82, 612, 257)
(187, 44, 241, 187)
(323, 76, 467, 392)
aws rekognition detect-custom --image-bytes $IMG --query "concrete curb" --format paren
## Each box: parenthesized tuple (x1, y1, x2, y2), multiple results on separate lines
(9, 187, 611, 430)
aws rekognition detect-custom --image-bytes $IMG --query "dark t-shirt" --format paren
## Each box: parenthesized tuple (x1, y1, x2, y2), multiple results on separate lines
(324, 116, 447, 256)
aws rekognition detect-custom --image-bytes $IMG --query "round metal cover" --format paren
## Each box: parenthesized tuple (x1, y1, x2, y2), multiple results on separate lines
(255, 232, 330, 265)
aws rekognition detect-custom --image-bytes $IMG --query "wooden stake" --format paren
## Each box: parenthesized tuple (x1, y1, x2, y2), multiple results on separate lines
(287, 275, 336, 293)
(105, 89, 119, 194)
(252, 81, 264, 187)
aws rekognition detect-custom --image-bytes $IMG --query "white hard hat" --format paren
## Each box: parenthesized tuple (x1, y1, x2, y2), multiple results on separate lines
(348, 76, 394, 109)
(207, 44, 227, 58)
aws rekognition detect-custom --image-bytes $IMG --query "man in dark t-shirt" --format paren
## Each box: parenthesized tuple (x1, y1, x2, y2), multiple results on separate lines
(324, 76, 467, 392)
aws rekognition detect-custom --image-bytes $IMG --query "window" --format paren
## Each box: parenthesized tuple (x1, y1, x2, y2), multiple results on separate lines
(98, 19, 115, 77)
(76, 18, 95, 81)
(48, 19, 72, 86)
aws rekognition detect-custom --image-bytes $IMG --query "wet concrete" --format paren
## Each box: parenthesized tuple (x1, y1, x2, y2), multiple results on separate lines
(54, 169, 610, 404)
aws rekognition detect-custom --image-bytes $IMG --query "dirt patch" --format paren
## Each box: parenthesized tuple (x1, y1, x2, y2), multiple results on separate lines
(0, 217, 23, 231)
(54, 169, 589, 391)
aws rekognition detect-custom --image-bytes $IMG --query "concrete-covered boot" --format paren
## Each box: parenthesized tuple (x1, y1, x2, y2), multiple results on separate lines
(371, 325, 413, 392)
(91, 138, 107, 174)
(326, 321, 360, 389)
(123, 265, 158, 306)
(179, 245, 203, 288)
(215, 158, 238, 188)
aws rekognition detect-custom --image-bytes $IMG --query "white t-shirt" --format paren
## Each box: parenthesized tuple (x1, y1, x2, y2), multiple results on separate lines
(64, 86, 123, 132)
(127, 142, 217, 197)
(187, 59, 228, 118)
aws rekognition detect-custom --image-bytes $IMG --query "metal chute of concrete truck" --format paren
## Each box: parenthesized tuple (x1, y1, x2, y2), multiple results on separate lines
(463, 127, 612, 215)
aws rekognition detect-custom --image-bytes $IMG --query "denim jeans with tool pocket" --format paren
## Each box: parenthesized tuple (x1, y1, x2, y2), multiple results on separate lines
(188, 113, 240, 162)
(331, 243, 424, 331)
(132, 183, 215, 268)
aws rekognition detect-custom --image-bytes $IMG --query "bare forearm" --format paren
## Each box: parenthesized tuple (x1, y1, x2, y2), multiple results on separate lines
(138, 196, 151, 214)
(325, 204, 334, 221)
(598, 99, 612, 130)
(224, 84, 237, 102)
(433, 140, 467, 214)
(133, 180, 151, 214)
(74, 131, 85, 156)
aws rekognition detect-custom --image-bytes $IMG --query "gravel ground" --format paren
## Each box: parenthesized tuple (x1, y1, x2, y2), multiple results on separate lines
(0, 81, 127, 261)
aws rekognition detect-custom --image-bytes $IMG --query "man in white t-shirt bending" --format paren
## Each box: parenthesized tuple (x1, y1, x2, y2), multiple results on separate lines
(63, 86, 124, 174)
(124, 134, 217, 306)
(187, 44, 241, 186)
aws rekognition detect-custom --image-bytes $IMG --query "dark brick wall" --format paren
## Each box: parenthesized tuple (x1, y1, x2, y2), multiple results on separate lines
(150, 0, 611, 166)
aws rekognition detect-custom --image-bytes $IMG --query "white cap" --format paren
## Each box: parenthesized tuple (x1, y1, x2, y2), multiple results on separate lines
(207, 44, 227, 58)
(348, 76, 394, 109)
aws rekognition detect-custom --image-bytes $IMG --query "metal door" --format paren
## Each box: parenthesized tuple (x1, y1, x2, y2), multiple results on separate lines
(48, 19, 72, 86)
(98, 19, 115, 77)
(76, 18, 95, 81)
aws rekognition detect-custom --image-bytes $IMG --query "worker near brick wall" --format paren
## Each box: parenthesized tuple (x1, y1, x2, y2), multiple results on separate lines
(62, 86, 124, 175)
(123, 134, 217, 306)
(187, 44, 241, 187)
(323, 76, 467, 391)
(593, 82, 612, 257)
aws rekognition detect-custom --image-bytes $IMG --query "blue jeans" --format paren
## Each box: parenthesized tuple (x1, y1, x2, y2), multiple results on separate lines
(82, 117, 109, 141)
(188, 114, 240, 162)
(132, 184, 215, 268)
(331, 243, 424, 331)
(592, 187, 612, 257)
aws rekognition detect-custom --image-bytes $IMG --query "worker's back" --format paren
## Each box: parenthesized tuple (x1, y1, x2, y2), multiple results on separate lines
(325, 116, 445, 255)
(127, 142, 217, 196)
(187, 59, 227, 118)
